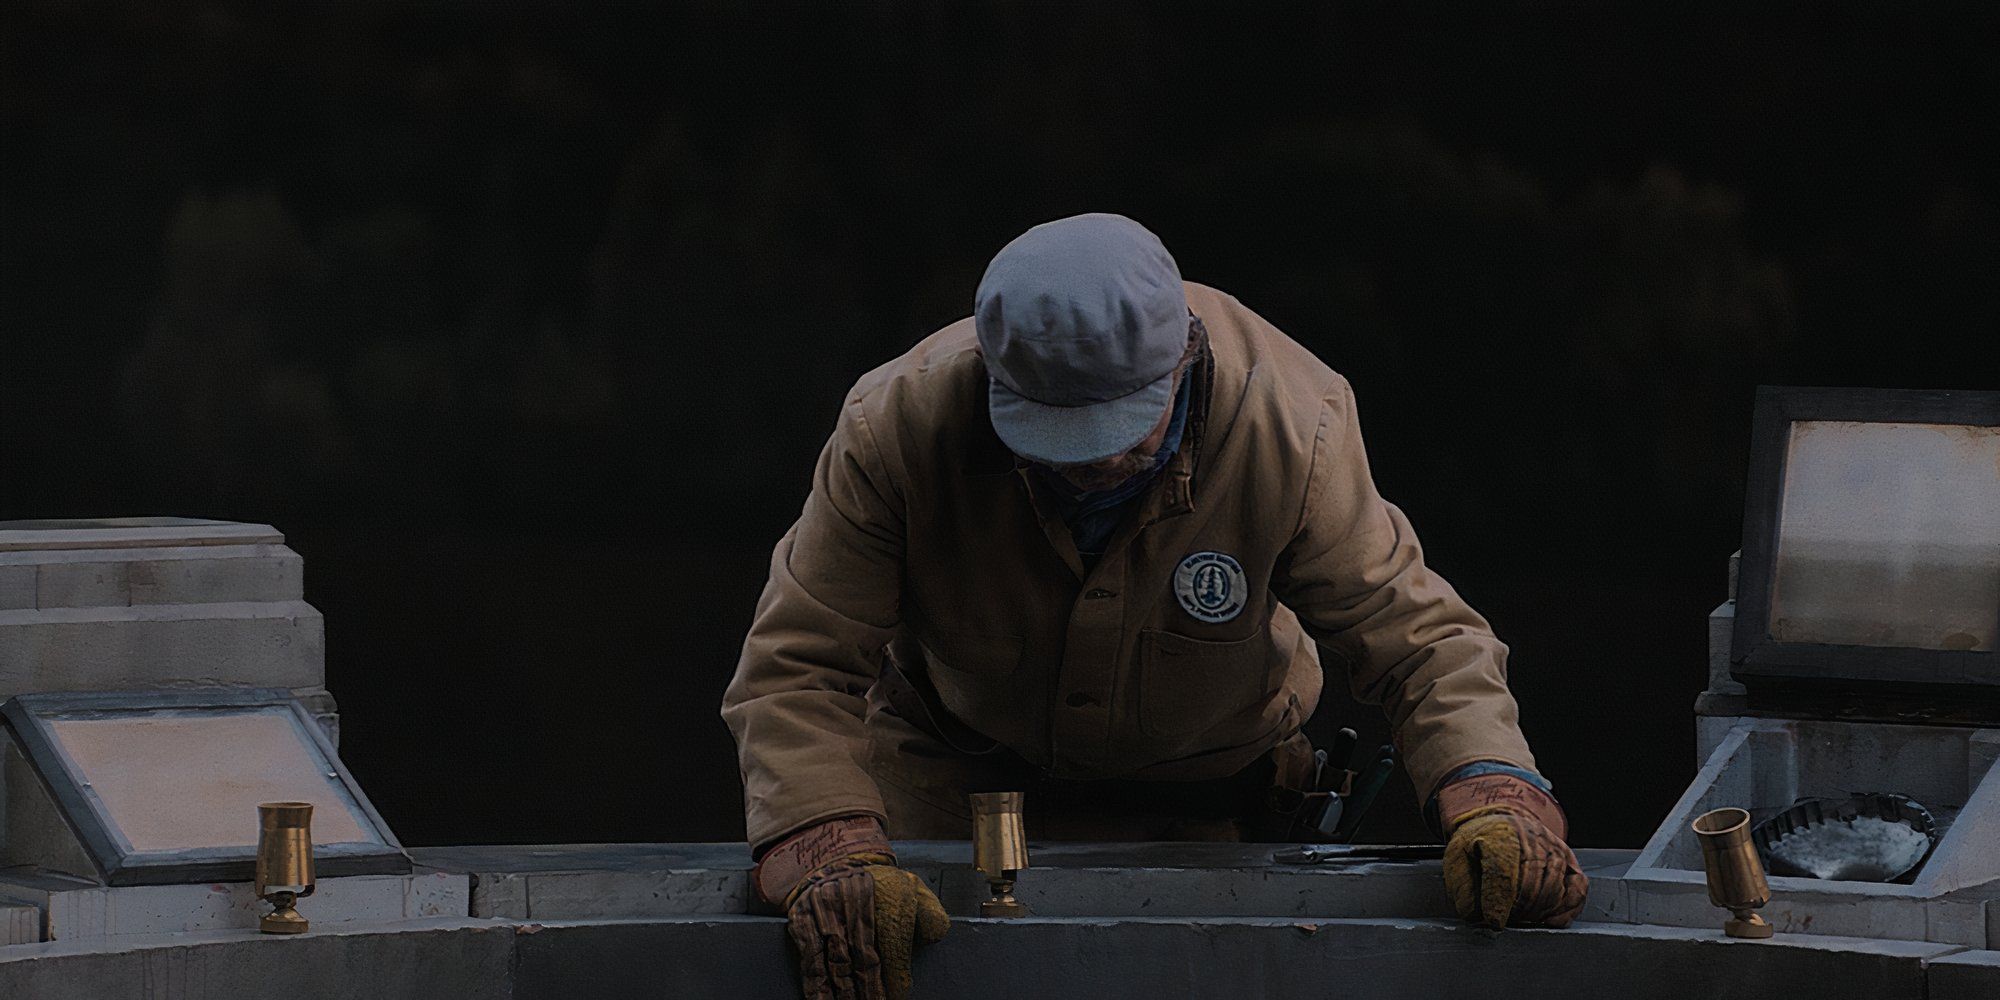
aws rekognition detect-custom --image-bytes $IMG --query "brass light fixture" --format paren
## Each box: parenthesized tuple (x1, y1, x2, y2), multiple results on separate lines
(969, 792, 1030, 918)
(255, 801, 317, 934)
(1692, 806, 1774, 938)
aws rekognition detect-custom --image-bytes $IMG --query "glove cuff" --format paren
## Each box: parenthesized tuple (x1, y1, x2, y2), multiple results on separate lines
(752, 815, 892, 907)
(1437, 773, 1569, 841)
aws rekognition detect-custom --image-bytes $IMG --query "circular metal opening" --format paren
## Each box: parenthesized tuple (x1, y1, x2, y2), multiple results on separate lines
(1692, 806, 1750, 837)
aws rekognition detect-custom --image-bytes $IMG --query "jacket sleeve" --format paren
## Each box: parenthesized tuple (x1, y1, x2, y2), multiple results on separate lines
(721, 396, 903, 851)
(1270, 377, 1537, 800)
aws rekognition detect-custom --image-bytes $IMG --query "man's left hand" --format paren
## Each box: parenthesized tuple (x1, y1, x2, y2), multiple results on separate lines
(753, 816, 949, 1000)
(1438, 773, 1587, 929)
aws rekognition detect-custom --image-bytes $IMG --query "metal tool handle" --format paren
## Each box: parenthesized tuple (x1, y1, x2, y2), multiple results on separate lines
(1328, 728, 1359, 772)
(1331, 745, 1396, 843)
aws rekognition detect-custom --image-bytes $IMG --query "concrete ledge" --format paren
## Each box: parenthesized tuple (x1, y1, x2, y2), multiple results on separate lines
(6, 914, 1967, 1000)
(417, 842, 1642, 922)
(1605, 866, 1998, 947)
(511, 916, 1964, 1000)
(512, 917, 794, 998)
(0, 870, 467, 940)
(415, 843, 756, 919)
(419, 839, 1991, 951)
(905, 918, 1957, 1000)
(0, 917, 513, 1000)
(1929, 949, 2000, 1000)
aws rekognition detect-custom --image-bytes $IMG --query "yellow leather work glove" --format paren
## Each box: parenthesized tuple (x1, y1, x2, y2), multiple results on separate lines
(753, 816, 951, 1000)
(1438, 773, 1588, 929)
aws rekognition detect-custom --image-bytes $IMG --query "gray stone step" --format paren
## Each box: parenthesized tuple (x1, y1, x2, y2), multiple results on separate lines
(0, 544, 304, 610)
(0, 601, 325, 698)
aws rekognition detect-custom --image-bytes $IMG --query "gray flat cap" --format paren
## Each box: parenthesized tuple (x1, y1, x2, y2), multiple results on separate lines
(975, 213, 1187, 465)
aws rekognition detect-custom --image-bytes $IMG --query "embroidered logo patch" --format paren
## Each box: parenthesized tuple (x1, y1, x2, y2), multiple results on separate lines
(1174, 551, 1247, 623)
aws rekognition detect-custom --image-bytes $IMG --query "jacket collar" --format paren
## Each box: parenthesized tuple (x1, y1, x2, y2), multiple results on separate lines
(1139, 316, 1211, 523)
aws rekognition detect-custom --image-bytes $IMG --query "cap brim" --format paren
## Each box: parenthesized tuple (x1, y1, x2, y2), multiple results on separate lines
(987, 368, 1177, 466)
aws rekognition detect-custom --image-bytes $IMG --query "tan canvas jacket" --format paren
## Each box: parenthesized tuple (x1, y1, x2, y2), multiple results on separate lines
(721, 282, 1536, 849)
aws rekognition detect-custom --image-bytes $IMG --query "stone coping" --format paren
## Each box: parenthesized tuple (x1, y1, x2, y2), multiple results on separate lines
(2, 914, 1990, 1000)
(0, 520, 281, 553)
(410, 841, 1637, 874)
(0, 914, 1961, 962)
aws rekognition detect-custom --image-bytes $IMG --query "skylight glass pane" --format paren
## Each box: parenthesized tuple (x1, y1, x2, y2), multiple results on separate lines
(49, 707, 376, 852)
(1769, 420, 2000, 651)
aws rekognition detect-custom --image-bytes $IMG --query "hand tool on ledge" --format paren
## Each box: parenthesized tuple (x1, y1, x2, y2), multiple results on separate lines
(1270, 843, 1445, 865)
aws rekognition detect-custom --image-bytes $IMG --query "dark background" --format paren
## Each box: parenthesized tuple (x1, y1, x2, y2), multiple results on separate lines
(2, 3, 1995, 849)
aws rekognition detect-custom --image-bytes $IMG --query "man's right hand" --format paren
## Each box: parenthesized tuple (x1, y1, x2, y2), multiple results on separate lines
(753, 816, 950, 1000)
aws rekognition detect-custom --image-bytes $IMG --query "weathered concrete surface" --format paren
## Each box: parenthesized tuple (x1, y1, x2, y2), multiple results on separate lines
(1601, 865, 1997, 947)
(416, 843, 757, 919)
(419, 839, 1990, 950)
(0, 519, 325, 708)
(0, 869, 467, 940)
(2, 909, 1982, 1000)
(1928, 949, 2000, 1000)
(0, 600, 325, 695)
(0, 544, 305, 610)
(473, 867, 752, 920)
(11, 915, 1962, 1000)
(510, 917, 1965, 1000)
(908, 919, 1954, 1000)
(0, 567, 32, 611)
(0, 901, 35, 944)
(0, 918, 514, 1000)
(511, 917, 796, 998)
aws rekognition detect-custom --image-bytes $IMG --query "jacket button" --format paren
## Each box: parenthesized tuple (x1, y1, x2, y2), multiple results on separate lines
(1084, 588, 1115, 599)
(1065, 692, 1096, 708)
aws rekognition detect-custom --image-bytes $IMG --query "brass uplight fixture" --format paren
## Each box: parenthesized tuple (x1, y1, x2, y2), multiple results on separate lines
(1692, 806, 1774, 939)
(969, 792, 1030, 918)
(255, 801, 317, 933)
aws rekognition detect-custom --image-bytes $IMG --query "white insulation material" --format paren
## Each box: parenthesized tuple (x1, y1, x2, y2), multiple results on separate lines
(1767, 815, 1932, 881)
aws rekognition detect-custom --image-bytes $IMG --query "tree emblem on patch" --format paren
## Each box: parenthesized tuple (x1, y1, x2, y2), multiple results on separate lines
(1174, 551, 1247, 623)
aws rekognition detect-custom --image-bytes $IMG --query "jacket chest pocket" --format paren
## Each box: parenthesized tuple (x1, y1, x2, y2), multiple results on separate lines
(1134, 628, 1278, 740)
